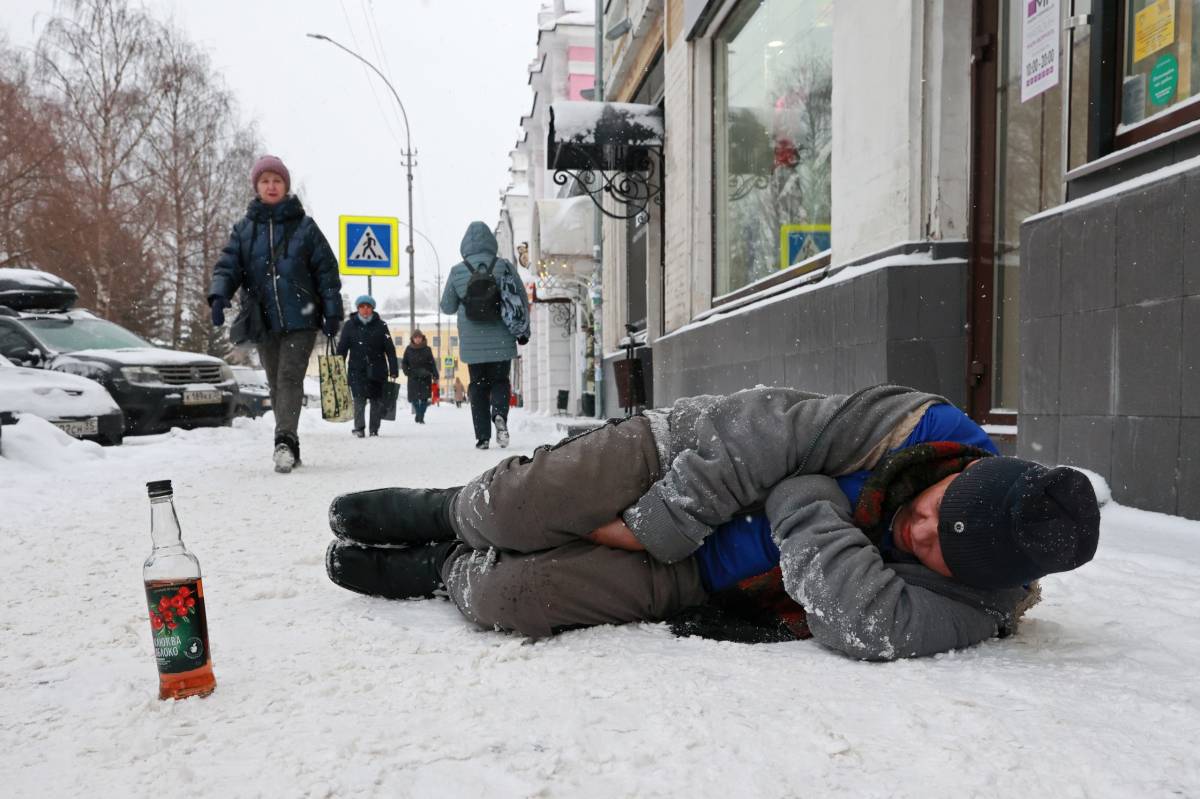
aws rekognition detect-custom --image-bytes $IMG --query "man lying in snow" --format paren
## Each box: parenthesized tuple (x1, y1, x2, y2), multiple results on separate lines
(324, 384, 1100, 660)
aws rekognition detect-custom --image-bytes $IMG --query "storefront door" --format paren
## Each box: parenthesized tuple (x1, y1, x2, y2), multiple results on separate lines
(968, 0, 1067, 424)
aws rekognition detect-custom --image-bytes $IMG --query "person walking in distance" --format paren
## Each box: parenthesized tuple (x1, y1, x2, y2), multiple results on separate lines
(336, 296, 398, 438)
(401, 330, 436, 424)
(208, 154, 342, 473)
(453, 377, 466, 408)
(440, 221, 529, 449)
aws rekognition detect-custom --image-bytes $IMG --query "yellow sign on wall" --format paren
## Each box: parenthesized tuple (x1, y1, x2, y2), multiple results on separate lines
(1134, 0, 1175, 63)
(338, 215, 400, 277)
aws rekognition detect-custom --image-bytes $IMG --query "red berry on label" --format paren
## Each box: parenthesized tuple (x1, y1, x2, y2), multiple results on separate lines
(178, 586, 191, 597)
(185, 598, 195, 608)
(166, 621, 177, 630)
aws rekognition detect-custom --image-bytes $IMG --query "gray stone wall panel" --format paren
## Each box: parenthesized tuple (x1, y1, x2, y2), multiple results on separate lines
(1019, 316, 1061, 414)
(1115, 300, 1182, 417)
(1185, 173, 1200, 296)
(1058, 415, 1114, 484)
(1115, 178, 1184, 306)
(1060, 203, 1116, 314)
(1112, 416, 1181, 514)
(1017, 413, 1060, 466)
(1184, 296, 1200, 417)
(1179, 419, 1200, 520)
(1021, 217, 1061, 320)
(1059, 309, 1116, 416)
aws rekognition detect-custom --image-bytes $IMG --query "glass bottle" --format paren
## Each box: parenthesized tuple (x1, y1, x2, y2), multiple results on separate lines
(143, 480, 216, 700)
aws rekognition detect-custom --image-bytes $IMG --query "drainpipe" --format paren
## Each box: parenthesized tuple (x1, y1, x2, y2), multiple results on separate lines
(592, 0, 605, 419)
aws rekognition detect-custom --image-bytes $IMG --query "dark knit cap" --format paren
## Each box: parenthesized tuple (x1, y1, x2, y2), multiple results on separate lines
(939, 457, 1100, 590)
(251, 154, 290, 192)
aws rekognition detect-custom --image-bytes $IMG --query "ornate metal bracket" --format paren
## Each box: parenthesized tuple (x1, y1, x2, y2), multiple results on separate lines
(548, 300, 576, 337)
(551, 143, 664, 221)
(729, 173, 770, 202)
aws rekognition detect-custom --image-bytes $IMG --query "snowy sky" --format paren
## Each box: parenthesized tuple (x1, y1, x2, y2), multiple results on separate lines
(1, 0, 546, 309)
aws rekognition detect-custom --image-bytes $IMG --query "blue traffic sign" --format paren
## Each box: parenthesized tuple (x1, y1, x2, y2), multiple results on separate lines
(339, 215, 399, 276)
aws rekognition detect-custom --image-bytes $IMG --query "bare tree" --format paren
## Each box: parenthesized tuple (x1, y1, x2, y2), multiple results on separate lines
(0, 39, 64, 268)
(36, 0, 165, 318)
(144, 27, 232, 348)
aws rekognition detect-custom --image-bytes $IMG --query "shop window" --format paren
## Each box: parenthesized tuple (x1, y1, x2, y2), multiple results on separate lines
(1120, 0, 1200, 131)
(432, 336, 440, 348)
(450, 336, 458, 347)
(713, 0, 832, 298)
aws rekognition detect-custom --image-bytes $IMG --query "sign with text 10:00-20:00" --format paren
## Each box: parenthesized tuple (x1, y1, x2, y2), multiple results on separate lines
(339, 215, 400, 277)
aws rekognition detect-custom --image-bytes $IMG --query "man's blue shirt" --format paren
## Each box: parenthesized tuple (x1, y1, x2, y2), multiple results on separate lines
(691, 403, 998, 592)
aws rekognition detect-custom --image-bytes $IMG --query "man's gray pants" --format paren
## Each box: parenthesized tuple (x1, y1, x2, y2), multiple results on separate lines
(256, 329, 317, 440)
(442, 416, 708, 638)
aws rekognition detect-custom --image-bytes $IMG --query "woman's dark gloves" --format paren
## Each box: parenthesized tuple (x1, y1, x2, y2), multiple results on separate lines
(323, 316, 341, 337)
(209, 296, 229, 327)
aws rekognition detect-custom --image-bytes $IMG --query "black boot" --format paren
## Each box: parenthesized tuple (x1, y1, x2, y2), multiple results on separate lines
(325, 540, 456, 599)
(328, 486, 461, 547)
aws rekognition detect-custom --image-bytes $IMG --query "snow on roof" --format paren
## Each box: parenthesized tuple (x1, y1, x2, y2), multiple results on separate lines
(0, 365, 121, 418)
(550, 101, 664, 144)
(0, 268, 69, 288)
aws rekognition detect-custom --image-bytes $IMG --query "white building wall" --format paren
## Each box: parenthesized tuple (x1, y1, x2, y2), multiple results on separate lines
(831, 0, 917, 263)
(832, 0, 972, 262)
(661, 8, 703, 333)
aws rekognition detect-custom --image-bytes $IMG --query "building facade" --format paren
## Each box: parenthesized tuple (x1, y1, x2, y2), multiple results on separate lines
(496, 0, 599, 415)
(559, 0, 1196, 519)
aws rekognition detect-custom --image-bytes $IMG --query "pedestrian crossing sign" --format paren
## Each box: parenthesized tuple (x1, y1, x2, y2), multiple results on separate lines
(339, 215, 400, 277)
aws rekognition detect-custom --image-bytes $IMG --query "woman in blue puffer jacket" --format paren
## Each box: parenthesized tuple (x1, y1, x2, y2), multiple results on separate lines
(208, 155, 343, 473)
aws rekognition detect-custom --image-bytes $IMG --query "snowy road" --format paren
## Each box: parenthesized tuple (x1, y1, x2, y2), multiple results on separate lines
(2, 406, 1199, 798)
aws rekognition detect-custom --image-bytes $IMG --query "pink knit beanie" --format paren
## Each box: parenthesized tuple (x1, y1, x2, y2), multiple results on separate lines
(250, 155, 290, 192)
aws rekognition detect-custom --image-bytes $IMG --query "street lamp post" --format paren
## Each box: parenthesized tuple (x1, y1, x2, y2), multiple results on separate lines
(399, 221, 444, 400)
(306, 33, 417, 335)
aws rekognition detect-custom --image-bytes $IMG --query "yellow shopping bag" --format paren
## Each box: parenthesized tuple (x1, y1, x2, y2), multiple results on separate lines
(317, 337, 354, 423)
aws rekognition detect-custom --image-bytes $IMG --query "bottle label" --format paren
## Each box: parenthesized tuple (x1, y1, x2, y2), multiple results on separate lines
(145, 580, 210, 674)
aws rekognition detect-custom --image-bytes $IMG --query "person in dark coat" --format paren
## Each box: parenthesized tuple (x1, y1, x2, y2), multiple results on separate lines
(440, 221, 528, 450)
(208, 154, 343, 473)
(401, 330, 436, 424)
(335, 295, 398, 437)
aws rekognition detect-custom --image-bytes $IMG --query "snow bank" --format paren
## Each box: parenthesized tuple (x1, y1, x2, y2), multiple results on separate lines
(0, 413, 105, 472)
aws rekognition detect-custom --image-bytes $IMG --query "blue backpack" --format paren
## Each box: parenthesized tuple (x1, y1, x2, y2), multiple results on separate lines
(498, 261, 529, 340)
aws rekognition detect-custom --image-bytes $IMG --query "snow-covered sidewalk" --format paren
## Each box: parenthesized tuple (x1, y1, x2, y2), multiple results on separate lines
(1, 406, 1198, 798)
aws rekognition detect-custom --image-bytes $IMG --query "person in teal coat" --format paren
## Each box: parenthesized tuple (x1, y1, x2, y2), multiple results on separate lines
(440, 222, 528, 449)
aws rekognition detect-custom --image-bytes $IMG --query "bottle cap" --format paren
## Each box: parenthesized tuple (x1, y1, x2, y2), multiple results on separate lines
(146, 480, 173, 498)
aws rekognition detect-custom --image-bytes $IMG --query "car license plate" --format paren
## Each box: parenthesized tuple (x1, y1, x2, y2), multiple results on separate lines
(183, 390, 221, 406)
(54, 418, 99, 437)
(262, 399, 272, 408)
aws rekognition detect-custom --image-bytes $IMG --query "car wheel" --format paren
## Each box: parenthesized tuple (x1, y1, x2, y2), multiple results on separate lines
(234, 404, 251, 418)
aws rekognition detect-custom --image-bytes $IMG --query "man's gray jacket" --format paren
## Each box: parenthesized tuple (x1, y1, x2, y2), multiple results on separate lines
(623, 385, 1030, 660)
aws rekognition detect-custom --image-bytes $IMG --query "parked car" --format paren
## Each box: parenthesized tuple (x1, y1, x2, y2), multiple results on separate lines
(0, 268, 239, 435)
(0, 353, 125, 445)
(231, 366, 272, 418)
